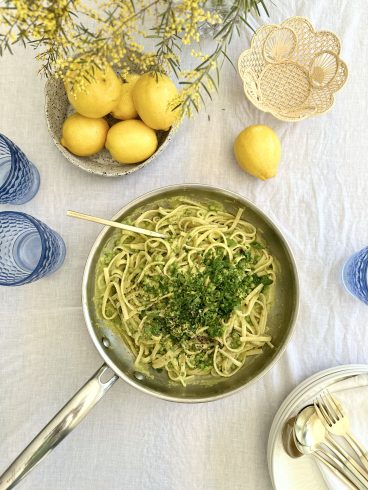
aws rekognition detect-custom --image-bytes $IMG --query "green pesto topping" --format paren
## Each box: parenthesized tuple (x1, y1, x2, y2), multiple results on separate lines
(142, 248, 273, 346)
(102, 251, 115, 266)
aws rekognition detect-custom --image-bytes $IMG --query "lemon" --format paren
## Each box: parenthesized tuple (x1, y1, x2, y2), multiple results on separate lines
(65, 64, 121, 118)
(132, 73, 179, 130)
(60, 113, 109, 156)
(234, 125, 281, 180)
(111, 74, 140, 120)
(105, 120, 158, 164)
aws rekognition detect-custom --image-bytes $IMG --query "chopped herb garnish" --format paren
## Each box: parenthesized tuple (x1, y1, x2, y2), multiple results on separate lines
(142, 249, 259, 342)
(261, 275, 273, 286)
(194, 353, 212, 370)
(102, 251, 115, 266)
(251, 241, 264, 250)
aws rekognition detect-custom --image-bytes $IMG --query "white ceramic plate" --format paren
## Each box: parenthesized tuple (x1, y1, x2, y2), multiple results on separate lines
(267, 364, 368, 490)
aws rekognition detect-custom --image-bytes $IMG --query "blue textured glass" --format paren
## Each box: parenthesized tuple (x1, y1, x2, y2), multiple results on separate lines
(0, 212, 66, 286)
(0, 134, 40, 204)
(342, 246, 368, 305)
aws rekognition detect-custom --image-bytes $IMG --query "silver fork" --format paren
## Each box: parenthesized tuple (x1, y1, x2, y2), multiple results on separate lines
(315, 390, 368, 471)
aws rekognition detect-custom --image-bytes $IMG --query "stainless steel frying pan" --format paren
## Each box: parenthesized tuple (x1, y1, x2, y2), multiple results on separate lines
(0, 184, 299, 489)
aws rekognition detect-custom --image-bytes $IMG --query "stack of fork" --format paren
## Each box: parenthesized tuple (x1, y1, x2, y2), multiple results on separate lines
(314, 390, 368, 489)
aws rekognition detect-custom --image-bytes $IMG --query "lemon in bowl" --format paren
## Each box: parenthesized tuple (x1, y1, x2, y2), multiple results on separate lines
(105, 120, 158, 164)
(65, 64, 121, 118)
(60, 113, 109, 156)
(132, 73, 179, 130)
(111, 74, 140, 120)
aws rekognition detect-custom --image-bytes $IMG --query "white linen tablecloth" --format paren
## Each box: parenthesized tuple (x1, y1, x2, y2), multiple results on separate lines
(1, 1, 368, 489)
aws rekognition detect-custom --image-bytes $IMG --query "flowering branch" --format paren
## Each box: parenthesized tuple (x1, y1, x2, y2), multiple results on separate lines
(0, 0, 268, 116)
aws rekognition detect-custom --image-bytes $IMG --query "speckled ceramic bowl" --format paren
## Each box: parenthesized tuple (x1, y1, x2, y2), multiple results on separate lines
(44, 78, 174, 177)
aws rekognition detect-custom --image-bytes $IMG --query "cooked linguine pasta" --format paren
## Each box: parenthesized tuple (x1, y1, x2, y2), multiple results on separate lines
(95, 198, 275, 386)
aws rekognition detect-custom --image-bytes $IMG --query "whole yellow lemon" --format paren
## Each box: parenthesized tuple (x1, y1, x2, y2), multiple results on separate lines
(60, 113, 109, 156)
(111, 74, 140, 120)
(105, 120, 158, 164)
(65, 64, 121, 118)
(234, 125, 281, 180)
(132, 73, 179, 130)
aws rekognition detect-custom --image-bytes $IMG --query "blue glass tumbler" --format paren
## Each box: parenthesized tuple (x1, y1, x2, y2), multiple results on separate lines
(0, 212, 66, 286)
(342, 246, 368, 305)
(0, 134, 40, 204)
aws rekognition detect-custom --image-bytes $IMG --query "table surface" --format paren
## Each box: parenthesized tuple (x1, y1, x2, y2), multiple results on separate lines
(1, 1, 368, 489)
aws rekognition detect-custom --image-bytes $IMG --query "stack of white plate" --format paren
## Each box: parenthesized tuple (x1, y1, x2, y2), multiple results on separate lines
(267, 364, 368, 490)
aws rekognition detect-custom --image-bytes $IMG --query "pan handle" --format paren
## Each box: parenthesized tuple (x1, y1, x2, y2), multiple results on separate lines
(0, 364, 118, 490)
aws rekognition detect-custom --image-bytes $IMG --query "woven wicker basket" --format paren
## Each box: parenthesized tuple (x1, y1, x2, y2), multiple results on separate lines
(238, 17, 348, 121)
